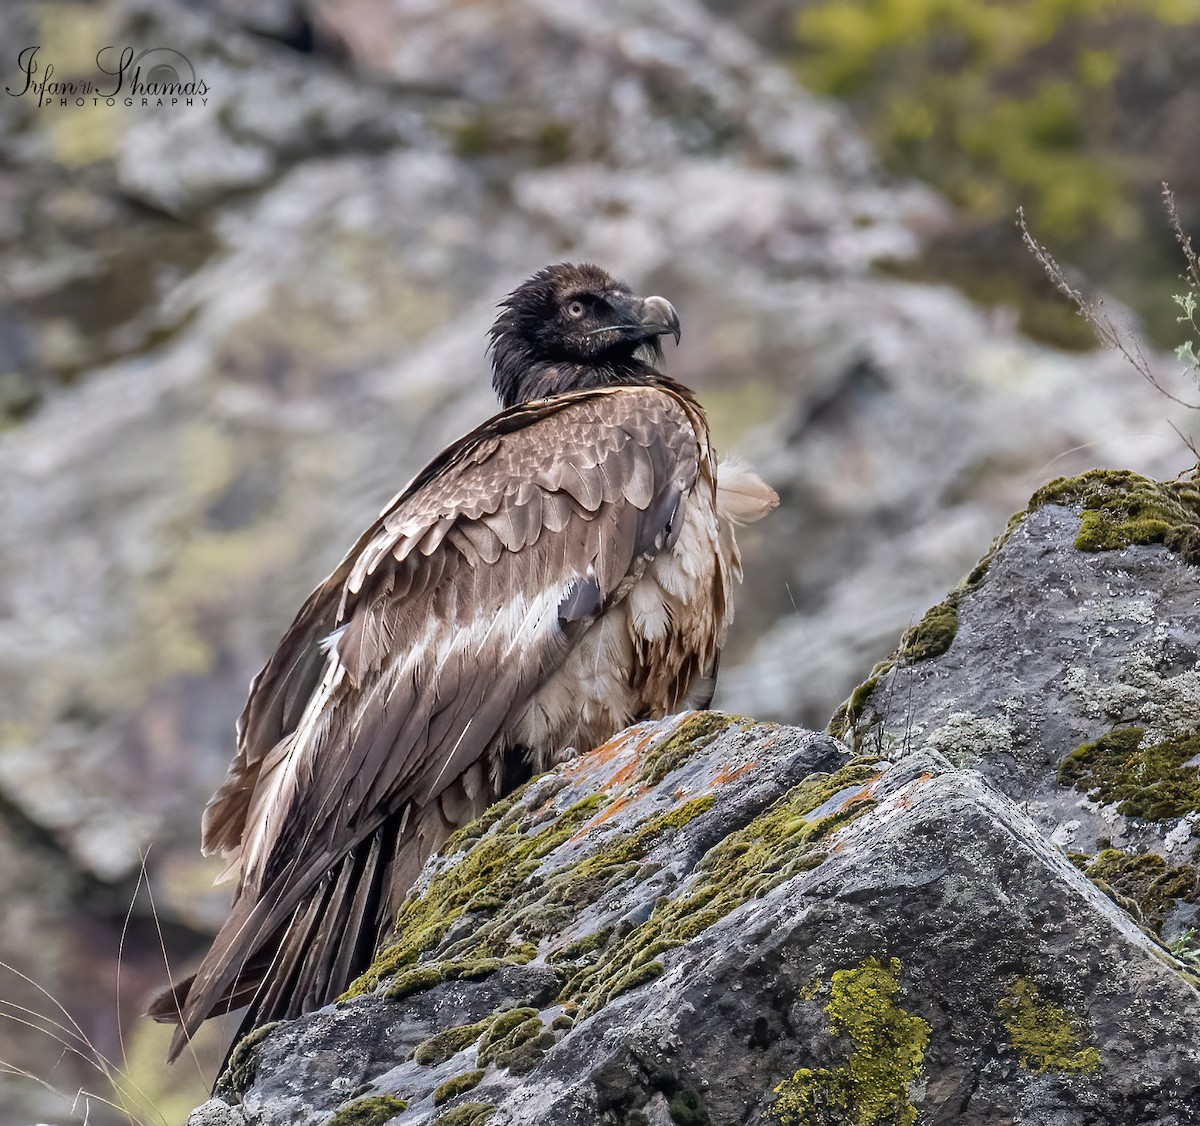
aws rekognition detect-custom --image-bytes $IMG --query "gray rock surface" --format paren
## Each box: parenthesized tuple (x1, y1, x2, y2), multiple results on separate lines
(836, 473, 1200, 946)
(186, 712, 1200, 1125)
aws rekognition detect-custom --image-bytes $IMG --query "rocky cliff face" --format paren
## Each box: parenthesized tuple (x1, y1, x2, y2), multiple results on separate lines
(4, 0, 1200, 1119)
(186, 470, 1200, 1125)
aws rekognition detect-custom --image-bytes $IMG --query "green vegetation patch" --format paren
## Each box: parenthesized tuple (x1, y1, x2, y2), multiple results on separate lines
(476, 1008, 555, 1074)
(433, 1104, 495, 1126)
(350, 725, 738, 1001)
(445, 111, 574, 166)
(829, 505, 1032, 745)
(566, 759, 882, 1015)
(639, 712, 742, 786)
(832, 470, 1200, 749)
(668, 1088, 711, 1125)
(1169, 928, 1200, 974)
(773, 956, 931, 1126)
(382, 952, 535, 1003)
(345, 793, 607, 997)
(1058, 726, 1200, 821)
(413, 1020, 491, 1067)
(787, 0, 1200, 346)
(547, 928, 612, 965)
(433, 1070, 486, 1106)
(440, 790, 526, 858)
(898, 595, 959, 663)
(416, 1006, 562, 1084)
(998, 977, 1100, 1073)
(1074, 848, 1198, 932)
(827, 596, 959, 743)
(348, 739, 879, 1034)
(431, 796, 715, 974)
(1029, 470, 1200, 563)
(327, 1095, 409, 1126)
(793, 0, 1133, 237)
(219, 1020, 281, 1096)
(828, 661, 894, 743)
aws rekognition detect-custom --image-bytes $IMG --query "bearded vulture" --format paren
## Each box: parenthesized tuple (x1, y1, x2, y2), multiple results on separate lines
(148, 262, 778, 1059)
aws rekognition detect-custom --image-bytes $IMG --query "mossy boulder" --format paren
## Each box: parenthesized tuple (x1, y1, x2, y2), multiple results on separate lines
(832, 471, 1200, 947)
(189, 719, 1200, 1124)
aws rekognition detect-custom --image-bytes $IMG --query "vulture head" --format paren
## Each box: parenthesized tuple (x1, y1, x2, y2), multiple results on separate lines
(489, 262, 681, 408)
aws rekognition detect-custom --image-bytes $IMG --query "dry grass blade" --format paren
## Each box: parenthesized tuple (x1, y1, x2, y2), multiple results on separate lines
(1, 861, 199, 1126)
(1164, 184, 1200, 291)
(142, 869, 210, 1083)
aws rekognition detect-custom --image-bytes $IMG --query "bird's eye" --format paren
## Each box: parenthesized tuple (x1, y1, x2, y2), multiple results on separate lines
(566, 300, 586, 319)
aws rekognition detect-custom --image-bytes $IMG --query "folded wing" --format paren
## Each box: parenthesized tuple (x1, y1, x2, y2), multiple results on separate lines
(150, 386, 700, 1057)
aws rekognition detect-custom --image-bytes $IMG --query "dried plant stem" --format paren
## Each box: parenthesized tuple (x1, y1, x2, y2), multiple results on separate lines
(1016, 204, 1200, 411)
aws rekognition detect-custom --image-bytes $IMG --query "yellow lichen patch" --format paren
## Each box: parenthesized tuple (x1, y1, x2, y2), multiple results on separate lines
(998, 977, 1100, 1074)
(773, 957, 931, 1126)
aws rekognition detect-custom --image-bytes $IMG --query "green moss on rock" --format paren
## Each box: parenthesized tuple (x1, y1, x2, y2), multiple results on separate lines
(828, 661, 894, 743)
(1058, 727, 1200, 821)
(668, 1087, 712, 1125)
(476, 1009, 554, 1074)
(828, 469, 1200, 750)
(1028, 470, 1200, 562)
(440, 786, 529, 857)
(382, 951, 532, 1003)
(345, 793, 606, 997)
(433, 1070, 486, 1106)
(1076, 848, 1199, 932)
(547, 928, 612, 964)
(567, 759, 881, 1015)
(220, 1020, 281, 1096)
(384, 964, 447, 1001)
(772, 957, 931, 1126)
(327, 1096, 409, 1126)
(413, 1020, 490, 1066)
(442, 797, 714, 970)
(998, 977, 1100, 1073)
(639, 712, 741, 786)
(433, 1104, 495, 1126)
(898, 596, 960, 663)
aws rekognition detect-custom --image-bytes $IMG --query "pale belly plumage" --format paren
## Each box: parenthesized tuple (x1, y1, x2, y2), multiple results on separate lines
(502, 457, 767, 779)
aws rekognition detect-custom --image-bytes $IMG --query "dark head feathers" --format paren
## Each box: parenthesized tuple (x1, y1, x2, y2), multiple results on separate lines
(489, 262, 681, 409)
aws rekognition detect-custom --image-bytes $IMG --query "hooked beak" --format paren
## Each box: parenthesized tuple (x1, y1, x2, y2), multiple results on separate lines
(637, 295, 682, 345)
(586, 294, 682, 346)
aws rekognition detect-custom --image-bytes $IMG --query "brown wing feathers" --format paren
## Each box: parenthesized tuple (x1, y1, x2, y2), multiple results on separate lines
(150, 387, 701, 1059)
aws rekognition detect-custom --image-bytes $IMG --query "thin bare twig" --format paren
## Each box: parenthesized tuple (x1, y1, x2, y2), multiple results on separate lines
(1016, 205, 1200, 410)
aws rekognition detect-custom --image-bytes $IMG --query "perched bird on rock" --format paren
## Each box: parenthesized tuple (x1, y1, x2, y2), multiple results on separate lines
(148, 262, 777, 1059)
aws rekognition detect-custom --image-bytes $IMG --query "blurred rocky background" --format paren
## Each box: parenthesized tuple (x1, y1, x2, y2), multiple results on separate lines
(1, 0, 1199, 1121)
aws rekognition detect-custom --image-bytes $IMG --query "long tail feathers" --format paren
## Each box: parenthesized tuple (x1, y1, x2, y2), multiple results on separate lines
(147, 796, 475, 1066)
